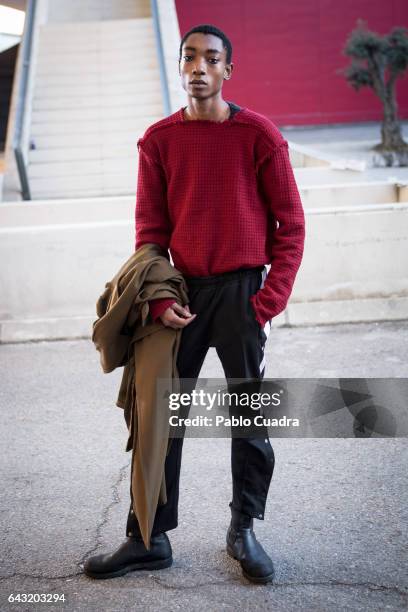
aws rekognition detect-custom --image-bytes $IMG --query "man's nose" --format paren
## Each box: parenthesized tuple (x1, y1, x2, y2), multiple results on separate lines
(192, 63, 206, 74)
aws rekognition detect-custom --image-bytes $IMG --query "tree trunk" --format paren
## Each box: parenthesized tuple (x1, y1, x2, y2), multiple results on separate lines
(380, 88, 406, 149)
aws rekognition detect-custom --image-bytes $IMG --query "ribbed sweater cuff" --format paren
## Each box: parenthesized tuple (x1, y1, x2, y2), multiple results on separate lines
(149, 298, 177, 323)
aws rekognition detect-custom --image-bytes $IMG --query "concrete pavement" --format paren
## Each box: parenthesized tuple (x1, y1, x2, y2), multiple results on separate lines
(1, 320, 407, 611)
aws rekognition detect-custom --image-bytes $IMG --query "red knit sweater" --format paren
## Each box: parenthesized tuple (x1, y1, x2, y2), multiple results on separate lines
(135, 105, 305, 328)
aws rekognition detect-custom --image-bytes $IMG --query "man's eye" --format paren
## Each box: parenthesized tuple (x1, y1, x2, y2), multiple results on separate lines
(182, 56, 219, 63)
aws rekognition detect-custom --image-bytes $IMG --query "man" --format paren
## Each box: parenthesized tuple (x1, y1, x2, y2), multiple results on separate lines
(84, 23, 305, 584)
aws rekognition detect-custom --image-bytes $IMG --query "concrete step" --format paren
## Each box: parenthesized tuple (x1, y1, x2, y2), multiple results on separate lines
(29, 172, 137, 198)
(40, 18, 154, 39)
(30, 103, 164, 126)
(37, 33, 156, 55)
(35, 65, 159, 86)
(32, 90, 162, 111)
(30, 186, 136, 199)
(0, 195, 134, 226)
(34, 57, 159, 76)
(47, 0, 150, 22)
(295, 166, 408, 188)
(38, 26, 156, 42)
(30, 115, 162, 136)
(33, 79, 161, 100)
(47, 10, 149, 22)
(294, 167, 367, 184)
(40, 17, 153, 38)
(34, 67, 161, 88)
(28, 120, 161, 147)
(36, 37, 158, 60)
(33, 84, 160, 102)
(28, 143, 138, 163)
(39, 19, 155, 34)
(300, 181, 399, 207)
(28, 156, 137, 179)
(36, 48, 158, 70)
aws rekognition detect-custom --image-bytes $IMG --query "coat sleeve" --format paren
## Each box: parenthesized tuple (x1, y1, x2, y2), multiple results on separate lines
(135, 137, 172, 251)
(250, 140, 305, 327)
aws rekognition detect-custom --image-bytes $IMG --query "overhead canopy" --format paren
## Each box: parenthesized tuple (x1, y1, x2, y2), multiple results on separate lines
(0, 1, 26, 11)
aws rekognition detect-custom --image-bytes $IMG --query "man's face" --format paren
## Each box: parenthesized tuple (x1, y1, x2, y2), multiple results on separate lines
(178, 32, 233, 99)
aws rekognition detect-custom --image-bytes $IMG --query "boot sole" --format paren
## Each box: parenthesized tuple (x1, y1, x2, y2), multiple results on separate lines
(226, 545, 275, 584)
(83, 556, 173, 579)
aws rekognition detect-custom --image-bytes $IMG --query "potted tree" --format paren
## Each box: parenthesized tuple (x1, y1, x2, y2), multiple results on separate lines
(340, 19, 408, 167)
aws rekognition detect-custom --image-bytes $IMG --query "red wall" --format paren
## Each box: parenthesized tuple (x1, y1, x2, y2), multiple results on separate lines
(175, 0, 408, 126)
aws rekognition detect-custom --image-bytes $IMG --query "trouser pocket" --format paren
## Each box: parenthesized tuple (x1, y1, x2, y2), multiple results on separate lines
(243, 269, 264, 339)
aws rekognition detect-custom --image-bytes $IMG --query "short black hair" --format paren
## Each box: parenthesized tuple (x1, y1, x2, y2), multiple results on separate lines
(179, 24, 232, 65)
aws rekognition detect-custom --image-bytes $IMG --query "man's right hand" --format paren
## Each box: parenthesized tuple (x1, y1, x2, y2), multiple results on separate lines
(160, 303, 197, 330)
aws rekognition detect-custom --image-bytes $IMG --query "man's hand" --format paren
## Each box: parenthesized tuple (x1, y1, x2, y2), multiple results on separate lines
(159, 303, 197, 329)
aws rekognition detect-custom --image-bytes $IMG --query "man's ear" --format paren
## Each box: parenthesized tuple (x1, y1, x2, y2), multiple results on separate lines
(224, 62, 234, 79)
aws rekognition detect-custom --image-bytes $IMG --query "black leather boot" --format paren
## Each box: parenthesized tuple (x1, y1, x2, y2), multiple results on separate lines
(83, 533, 172, 579)
(226, 507, 275, 583)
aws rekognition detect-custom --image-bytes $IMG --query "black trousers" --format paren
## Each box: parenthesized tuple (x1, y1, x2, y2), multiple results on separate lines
(126, 265, 275, 538)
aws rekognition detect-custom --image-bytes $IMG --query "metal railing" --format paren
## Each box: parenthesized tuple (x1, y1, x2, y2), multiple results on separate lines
(12, 0, 37, 200)
(150, 0, 171, 117)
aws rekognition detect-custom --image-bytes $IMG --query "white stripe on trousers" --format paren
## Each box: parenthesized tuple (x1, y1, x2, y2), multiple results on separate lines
(259, 266, 271, 375)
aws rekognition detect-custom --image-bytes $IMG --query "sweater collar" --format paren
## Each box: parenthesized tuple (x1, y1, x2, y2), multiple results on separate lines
(178, 102, 244, 124)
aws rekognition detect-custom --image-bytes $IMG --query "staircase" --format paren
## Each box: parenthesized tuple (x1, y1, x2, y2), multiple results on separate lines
(28, 1, 164, 198)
